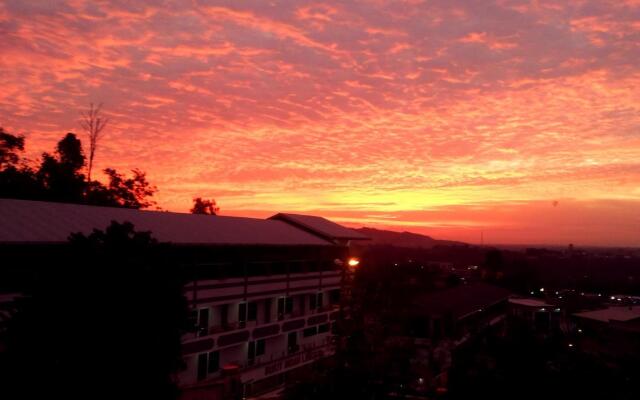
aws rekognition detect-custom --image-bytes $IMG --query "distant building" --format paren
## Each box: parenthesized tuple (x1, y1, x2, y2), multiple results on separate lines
(409, 283, 512, 344)
(573, 306, 640, 361)
(0, 198, 368, 399)
(508, 298, 563, 334)
(406, 283, 511, 391)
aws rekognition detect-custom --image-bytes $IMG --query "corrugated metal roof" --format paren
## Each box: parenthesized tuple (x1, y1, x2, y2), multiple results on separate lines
(574, 306, 640, 323)
(269, 213, 369, 241)
(0, 198, 335, 246)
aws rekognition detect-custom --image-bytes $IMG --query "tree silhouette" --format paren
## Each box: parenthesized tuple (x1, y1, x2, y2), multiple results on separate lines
(101, 168, 157, 209)
(80, 103, 109, 182)
(1, 221, 188, 400)
(0, 130, 157, 209)
(0, 128, 40, 199)
(37, 132, 87, 203)
(190, 197, 219, 215)
(0, 128, 25, 168)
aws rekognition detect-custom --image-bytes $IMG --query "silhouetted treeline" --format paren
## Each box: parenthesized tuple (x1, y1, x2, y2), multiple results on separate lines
(0, 221, 188, 400)
(0, 127, 156, 208)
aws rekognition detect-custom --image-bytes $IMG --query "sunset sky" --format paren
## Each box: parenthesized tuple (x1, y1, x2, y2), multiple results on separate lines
(1, 0, 639, 246)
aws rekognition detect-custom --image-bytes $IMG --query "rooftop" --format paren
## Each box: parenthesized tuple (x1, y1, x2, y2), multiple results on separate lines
(574, 306, 640, 323)
(509, 298, 554, 308)
(412, 283, 512, 319)
(0, 198, 363, 246)
(270, 213, 369, 242)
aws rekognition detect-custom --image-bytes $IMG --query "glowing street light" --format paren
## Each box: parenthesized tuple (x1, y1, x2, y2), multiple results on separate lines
(348, 258, 360, 268)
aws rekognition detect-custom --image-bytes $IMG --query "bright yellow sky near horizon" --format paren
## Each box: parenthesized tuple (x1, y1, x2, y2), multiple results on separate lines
(1, 1, 639, 246)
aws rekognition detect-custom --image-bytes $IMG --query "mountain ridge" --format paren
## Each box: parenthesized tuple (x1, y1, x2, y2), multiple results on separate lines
(354, 227, 468, 248)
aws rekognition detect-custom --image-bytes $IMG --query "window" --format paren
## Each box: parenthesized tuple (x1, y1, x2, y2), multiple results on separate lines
(198, 308, 209, 337)
(321, 260, 334, 271)
(264, 299, 272, 323)
(318, 323, 330, 333)
(197, 353, 208, 381)
(208, 351, 219, 373)
(285, 297, 294, 314)
(248, 263, 267, 276)
(308, 261, 319, 272)
(271, 262, 286, 275)
(316, 292, 323, 309)
(309, 293, 317, 310)
(329, 289, 340, 304)
(230, 262, 245, 278)
(289, 262, 303, 274)
(277, 297, 285, 320)
(238, 303, 247, 324)
(303, 327, 317, 337)
(287, 332, 298, 353)
(299, 296, 306, 315)
(248, 301, 257, 321)
(248, 339, 265, 364)
(248, 341, 256, 361)
(188, 310, 198, 331)
(256, 339, 266, 356)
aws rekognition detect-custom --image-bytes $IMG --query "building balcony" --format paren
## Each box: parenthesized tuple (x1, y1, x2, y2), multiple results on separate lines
(182, 309, 338, 354)
(182, 337, 336, 390)
(185, 270, 342, 306)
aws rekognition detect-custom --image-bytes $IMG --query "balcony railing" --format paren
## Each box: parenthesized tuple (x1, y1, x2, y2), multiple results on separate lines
(230, 337, 334, 370)
(186, 338, 336, 389)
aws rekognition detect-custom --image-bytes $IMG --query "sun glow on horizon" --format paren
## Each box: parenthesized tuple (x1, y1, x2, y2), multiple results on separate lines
(1, 0, 639, 246)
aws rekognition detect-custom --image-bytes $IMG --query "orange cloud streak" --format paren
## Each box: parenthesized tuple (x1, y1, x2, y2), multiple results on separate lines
(1, 0, 639, 246)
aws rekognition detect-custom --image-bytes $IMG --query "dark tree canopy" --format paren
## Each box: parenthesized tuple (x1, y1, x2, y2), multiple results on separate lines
(0, 129, 157, 209)
(0, 128, 39, 199)
(55, 132, 85, 172)
(37, 133, 88, 203)
(0, 128, 25, 168)
(104, 168, 157, 209)
(191, 197, 219, 215)
(1, 221, 188, 400)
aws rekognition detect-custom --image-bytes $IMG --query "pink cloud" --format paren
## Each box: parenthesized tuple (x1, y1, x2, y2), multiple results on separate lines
(1, 0, 639, 245)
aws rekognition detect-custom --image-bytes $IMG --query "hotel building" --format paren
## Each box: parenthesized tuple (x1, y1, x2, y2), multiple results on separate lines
(0, 198, 367, 399)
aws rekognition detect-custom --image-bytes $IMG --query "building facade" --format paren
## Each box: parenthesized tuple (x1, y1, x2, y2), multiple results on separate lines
(0, 199, 367, 399)
(178, 245, 349, 399)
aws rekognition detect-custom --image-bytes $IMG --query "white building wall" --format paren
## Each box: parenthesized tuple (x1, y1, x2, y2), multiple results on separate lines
(179, 270, 342, 391)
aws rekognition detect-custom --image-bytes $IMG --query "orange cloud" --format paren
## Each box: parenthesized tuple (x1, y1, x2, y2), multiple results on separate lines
(1, 0, 639, 246)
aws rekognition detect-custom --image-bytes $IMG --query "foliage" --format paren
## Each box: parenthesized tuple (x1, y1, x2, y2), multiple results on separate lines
(37, 133, 88, 203)
(190, 197, 219, 215)
(0, 128, 25, 168)
(0, 221, 188, 400)
(102, 168, 157, 209)
(0, 128, 156, 209)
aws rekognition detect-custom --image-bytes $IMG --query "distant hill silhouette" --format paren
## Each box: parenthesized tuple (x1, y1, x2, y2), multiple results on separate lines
(355, 227, 467, 248)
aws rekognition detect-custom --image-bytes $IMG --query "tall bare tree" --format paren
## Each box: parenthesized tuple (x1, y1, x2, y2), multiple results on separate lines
(80, 103, 109, 182)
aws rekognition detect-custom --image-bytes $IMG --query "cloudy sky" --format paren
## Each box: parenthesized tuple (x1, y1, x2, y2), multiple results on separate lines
(1, 0, 639, 246)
